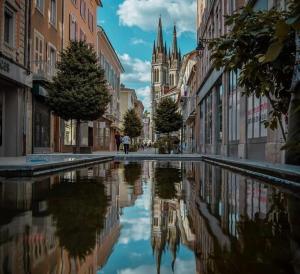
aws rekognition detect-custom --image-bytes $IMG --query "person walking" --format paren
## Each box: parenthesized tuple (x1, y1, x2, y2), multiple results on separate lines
(122, 134, 131, 154)
(115, 131, 121, 153)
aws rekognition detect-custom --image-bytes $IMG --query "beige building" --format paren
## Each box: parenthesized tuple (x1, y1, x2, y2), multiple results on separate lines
(120, 84, 137, 124)
(0, 0, 32, 156)
(30, 0, 64, 153)
(95, 26, 124, 151)
(194, 0, 288, 162)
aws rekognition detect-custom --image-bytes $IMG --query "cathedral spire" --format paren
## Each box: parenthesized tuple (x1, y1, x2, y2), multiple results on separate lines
(156, 16, 164, 53)
(172, 24, 178, 58)
(153, 40, 156, 54)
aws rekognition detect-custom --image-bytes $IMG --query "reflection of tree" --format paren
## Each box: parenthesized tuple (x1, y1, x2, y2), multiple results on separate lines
(123, 162, 142, 185)
(48, 177, 108, 259)
(209, 194, 292, 274)
(154, 165, 181, 199)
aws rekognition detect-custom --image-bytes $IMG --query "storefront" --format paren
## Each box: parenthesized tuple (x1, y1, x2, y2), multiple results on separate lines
(0, 55, 32, 156)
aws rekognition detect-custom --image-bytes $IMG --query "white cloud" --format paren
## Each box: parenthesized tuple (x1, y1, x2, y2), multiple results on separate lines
(119, 53, 151, 84)
(130, 38, 147, 45)
(117, 0, 196, 35)
(135, 86, 151, 110)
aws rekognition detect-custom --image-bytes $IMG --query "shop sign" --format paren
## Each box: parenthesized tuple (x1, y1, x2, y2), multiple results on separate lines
(0, 56, 32, 87)
(0, 58, 10, 73)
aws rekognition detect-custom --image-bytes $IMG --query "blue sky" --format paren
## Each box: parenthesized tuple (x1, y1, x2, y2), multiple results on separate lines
(97, 0, 196, 110)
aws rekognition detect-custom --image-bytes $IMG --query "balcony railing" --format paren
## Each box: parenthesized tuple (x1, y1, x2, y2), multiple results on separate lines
(32, 60, 57, 81)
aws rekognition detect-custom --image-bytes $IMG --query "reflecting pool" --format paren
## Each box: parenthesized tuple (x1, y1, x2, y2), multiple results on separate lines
(0, 161, 299, 274)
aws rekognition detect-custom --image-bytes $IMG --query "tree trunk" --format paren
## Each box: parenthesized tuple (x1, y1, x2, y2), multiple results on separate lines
(286, 30, 300, 165)
(75, 119, 81, 154)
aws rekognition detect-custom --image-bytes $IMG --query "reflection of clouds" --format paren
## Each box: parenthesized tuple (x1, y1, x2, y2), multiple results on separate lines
(119, 217, 150, 244)
(119, 259, 195, 274)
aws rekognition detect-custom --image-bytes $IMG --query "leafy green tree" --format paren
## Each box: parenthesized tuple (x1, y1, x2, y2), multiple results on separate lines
(48, 176, 108, 259)
(154, 164, 181, 199)
(47, 41, 110, 152)
(123, 109, 143, 140)
(154, 97, 182, 153)
(123, 162, 142, 185)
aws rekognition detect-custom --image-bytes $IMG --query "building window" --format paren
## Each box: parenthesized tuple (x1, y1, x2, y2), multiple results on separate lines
(34, 101, 50, 147)
(247, 96, 268, 139)
(80, 29, 86, 41)
(69, 14, 77, 41)
(205, 92, 212, 144)
(36, 0, 44, 12)
(49, 46, 56, 77)
(64, 120, 76, 145)
(4, 8, 14, 47)
(88, 10, 94, 32)
(80, 0, 86, 20)
(34, 32, 44, 73)
(71, 0, 77, 7)
(50, 0, 56, 25)
(228, 70, 240, 141)
(217, 82, 223, 142)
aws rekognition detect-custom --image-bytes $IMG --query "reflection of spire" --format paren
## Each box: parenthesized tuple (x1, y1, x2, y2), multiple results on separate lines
(156, 16, 164, 53)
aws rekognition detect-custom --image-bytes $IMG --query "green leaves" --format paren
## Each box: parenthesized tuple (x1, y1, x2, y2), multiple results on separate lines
(154, 97, 182, 134)
(123, 109, 143, 138)
(47, 41, 110, 121)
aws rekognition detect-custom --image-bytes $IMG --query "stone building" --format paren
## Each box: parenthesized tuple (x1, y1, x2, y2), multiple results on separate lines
(0, 0, 32, 156)
(195, 0, 288, 163)
(151, 17, 182, 139)
(30, 0, 64, 153)
(96, 26, 124, 151)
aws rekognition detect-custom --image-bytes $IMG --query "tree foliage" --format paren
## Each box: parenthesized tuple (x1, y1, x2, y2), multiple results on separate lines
(154, 97, 182, 134)
(154, 164, 181, 199)
(123, 162, 142, 185)
(207, 5, 296, 139)
(48, 176, 108, 259)
(46, 41, 110, 121)
(123, 109, 143, 139)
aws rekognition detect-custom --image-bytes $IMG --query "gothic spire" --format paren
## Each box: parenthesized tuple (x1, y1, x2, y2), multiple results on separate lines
(156, 16, 164, 53)
(172, 24, 178, 58)
(153, 40, 156, 55)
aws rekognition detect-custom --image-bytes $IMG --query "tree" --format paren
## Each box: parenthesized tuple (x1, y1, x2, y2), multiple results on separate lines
(48, 176, 108, 259)
(123, 162, 142, 185)
(154, 97, 183, 153)
(47, 41, 110, 152)
(123, 109, 143, 140)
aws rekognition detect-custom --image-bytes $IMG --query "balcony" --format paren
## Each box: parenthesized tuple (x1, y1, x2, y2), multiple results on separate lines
(32, 61, 57, 82)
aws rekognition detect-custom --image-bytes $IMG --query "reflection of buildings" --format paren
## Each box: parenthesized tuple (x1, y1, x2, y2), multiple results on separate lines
(0, 162, 121, 274)
(151, 162, 195, 274)
(184, 161, 292, 274)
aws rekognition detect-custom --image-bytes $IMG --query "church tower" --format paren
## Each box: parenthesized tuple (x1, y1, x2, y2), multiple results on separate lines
(151, 17, 181, 140)
(151, 17, 169, 116)
(169, 25, 181, 88)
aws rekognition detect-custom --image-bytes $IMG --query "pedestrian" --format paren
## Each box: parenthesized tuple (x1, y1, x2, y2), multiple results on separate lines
(122, 134, 131, 154)
(115, 131, 121, 153)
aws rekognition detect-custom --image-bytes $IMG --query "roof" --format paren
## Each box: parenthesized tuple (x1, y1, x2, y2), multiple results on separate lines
(97, 26, 125, 73)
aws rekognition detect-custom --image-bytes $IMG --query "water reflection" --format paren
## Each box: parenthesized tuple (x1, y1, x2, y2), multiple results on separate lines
(0, 161, 299, 274)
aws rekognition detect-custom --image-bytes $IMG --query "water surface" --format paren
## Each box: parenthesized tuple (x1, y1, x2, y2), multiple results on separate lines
(0, 161, 299, 274)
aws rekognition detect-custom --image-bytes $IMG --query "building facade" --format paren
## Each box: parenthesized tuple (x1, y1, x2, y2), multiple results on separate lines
(31, 0, 64, 153)
(59, 0, 102, 153)
(0, 0, 32, 156)
(96, 26, 124, 151)
(119, 84, 137, 124)
(194, 0, 288, 163)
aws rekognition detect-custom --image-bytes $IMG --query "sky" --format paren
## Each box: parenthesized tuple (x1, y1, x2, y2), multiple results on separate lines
(97, 0, 197, 111)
